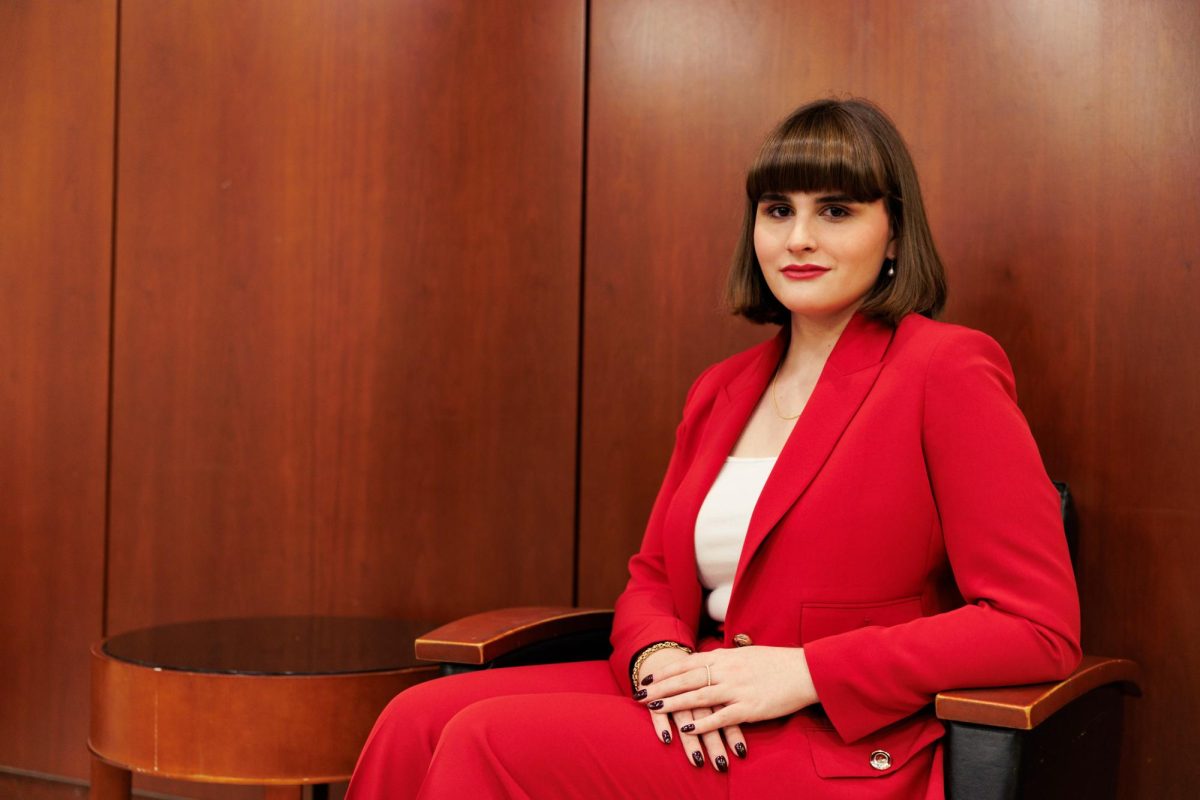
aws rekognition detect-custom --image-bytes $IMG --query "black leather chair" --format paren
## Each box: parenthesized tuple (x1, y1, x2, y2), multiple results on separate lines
(413, 485, 1140, 799)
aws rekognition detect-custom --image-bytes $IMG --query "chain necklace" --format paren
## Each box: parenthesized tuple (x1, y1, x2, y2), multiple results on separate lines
(770, 372, 802, 420)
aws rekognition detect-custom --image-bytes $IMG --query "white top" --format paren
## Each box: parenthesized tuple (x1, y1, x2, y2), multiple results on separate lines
(694, 456, 777, 622)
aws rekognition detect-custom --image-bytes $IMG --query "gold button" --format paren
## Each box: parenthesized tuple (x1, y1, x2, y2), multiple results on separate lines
(732, 633, 753, 647)
(869, 750, 892, 771)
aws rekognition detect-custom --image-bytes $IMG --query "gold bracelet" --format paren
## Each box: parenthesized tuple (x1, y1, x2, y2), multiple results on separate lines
(631, 641, 693, 688)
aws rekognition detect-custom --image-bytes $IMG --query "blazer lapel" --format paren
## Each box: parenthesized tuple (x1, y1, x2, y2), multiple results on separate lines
(663, 332, 786, 623)
(732, 313, 895, 590)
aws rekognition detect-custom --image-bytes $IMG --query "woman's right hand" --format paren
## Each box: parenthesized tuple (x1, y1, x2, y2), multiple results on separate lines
(636, 648, 746, 772)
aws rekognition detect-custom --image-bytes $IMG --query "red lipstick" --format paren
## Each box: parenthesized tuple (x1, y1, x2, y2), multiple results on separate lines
(781, 263, 830, 280)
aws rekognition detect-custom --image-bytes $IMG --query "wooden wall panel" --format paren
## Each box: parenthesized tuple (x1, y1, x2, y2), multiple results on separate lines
(109, 0, 584, 631)
(578, 2, 769, 604)
(581, 2, 1199, 797)
(0, 0, 115, 781)
(0, 771, 87, 800)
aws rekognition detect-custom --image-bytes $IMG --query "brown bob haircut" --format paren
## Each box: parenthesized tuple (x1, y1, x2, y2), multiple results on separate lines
(728, 98, 946, 326)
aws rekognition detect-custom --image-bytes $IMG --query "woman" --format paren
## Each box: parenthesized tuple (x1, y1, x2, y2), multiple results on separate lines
(346, 98, 1081, 799)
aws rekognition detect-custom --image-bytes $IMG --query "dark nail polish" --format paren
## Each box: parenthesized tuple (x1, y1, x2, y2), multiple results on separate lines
(680, 723, 695, 733)
(734, 742, 747, 759)
(661, 729, 671, 744)
(692, 751, 704, 767)
(641, 674, 654, 686)
(633, 688, 647, 700)
(648, 700, 664, 710)
(715, 755, 728, 772)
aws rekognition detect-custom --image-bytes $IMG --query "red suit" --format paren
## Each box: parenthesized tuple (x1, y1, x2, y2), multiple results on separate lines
(347, 312, 1081, 799)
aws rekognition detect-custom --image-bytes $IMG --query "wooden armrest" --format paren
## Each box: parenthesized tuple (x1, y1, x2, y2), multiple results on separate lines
(414, 606, 614, 666)
(935, 655, 1141, 730)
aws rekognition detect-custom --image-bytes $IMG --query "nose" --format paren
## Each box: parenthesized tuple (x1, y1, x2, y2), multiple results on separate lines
(785, 215, 816, 253)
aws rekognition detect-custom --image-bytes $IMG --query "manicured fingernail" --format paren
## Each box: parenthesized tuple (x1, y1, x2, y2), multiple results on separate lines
(661, 730, 671, 744)
(633, 688, 647, 700)
(648, 700, 664, 710)
(641, 674, 654, 686)
(680, 723, 695, 733)
(691, 751, 704, 767)
(715, 755, 728, 772)
(734, 742, 747, 759)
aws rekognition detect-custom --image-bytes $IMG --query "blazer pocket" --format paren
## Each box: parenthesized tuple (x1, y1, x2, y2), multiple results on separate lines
(800, 597, 923, 645)
(808, 713, 943, 779)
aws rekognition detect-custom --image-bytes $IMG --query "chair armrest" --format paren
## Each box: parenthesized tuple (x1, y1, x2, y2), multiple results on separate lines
(414, 606, 614, 666)
(935, 655, 1141, 730)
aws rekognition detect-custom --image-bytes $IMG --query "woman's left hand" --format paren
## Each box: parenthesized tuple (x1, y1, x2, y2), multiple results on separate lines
(638, 646, 819, 735)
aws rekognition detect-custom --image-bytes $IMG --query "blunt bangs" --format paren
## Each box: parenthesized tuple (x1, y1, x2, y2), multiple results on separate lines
(728, 98, 947, 326)
(745, 107, 890, 204)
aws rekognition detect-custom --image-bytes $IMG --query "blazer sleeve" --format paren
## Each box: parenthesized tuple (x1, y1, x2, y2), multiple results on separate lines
(607, 366, 717, 690)
(803, 328, 1083, 743)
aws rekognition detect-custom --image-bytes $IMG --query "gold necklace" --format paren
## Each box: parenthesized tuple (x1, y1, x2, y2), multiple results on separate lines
(770, 373, 802, 420)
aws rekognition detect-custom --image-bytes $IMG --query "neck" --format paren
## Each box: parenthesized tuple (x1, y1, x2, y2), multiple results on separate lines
(781, 306, 860, 371)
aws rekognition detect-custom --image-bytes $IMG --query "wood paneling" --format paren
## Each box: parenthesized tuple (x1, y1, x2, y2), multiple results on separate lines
(581, 2, 1199, 798)
(0, 0, 115, 781)
(108, 0, 584, 635)
(579, 1, 770, 605)
(2, 3, 1195, 798)
(109, 5, 582, 794)
(0, 770, 87, 800)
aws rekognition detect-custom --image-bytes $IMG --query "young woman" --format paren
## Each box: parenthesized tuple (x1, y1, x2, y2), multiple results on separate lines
(345, 98, 1081, 799)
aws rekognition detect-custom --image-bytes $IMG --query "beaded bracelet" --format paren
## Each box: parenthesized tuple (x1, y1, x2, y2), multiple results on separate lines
(631, 640, 693, 688)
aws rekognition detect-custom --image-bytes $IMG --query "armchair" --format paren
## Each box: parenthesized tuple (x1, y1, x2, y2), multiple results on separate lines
(414, 485, 1140, 800)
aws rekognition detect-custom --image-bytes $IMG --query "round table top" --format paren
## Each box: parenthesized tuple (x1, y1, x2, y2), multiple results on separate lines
(102, 616, 432, 676)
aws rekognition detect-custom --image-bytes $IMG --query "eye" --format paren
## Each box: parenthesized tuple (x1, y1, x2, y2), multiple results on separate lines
(820, 205, 852, 220)
(761, 203, 793, 219)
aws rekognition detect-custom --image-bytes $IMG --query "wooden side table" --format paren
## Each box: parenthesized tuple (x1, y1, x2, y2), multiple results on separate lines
(89, 617, 438, 799)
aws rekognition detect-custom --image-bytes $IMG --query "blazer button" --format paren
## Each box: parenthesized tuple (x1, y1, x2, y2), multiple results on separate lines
(732, 633, 753, 647)
(869, 750, 892, 771)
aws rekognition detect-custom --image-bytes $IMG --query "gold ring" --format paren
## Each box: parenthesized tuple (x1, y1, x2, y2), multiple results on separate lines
(705, 664, 712, 687)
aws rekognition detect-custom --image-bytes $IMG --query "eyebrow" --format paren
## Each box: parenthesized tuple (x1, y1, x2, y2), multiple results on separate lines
(756, 192, 859, 204)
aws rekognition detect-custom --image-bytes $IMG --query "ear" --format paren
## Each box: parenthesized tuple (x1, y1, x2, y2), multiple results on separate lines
(885, 215, 899, 260)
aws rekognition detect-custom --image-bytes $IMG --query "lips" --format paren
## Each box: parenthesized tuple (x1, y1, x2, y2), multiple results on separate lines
(780, 264, 830, 279)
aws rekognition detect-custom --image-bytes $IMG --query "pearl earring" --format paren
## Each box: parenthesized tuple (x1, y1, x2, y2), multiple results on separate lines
(885, 258, 896, 278)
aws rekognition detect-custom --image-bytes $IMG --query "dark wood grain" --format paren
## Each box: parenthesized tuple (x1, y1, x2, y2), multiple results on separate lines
(107, 0, 584, 629)
(0, 0, 115, 782)
(581, 2, 1199, 797)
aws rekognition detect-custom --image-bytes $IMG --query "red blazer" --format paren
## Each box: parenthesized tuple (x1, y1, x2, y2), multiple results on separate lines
(609, 312, 1081, 794)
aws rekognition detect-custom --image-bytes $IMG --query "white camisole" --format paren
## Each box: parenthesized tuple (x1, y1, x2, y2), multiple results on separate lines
(693, 456, 777, 622)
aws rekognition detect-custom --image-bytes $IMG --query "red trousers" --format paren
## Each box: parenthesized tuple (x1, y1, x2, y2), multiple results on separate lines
(344, 660, 733, 798)
(344, 660, 938, 799)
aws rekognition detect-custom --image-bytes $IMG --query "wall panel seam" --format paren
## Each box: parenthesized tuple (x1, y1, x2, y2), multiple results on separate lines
(571, 0, 592, 609)
(101, 0, 123, 639)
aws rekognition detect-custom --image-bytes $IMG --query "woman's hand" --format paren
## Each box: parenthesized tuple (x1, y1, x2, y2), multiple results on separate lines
(635, 647, 745, 771)
(638, 646, 818, 736)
